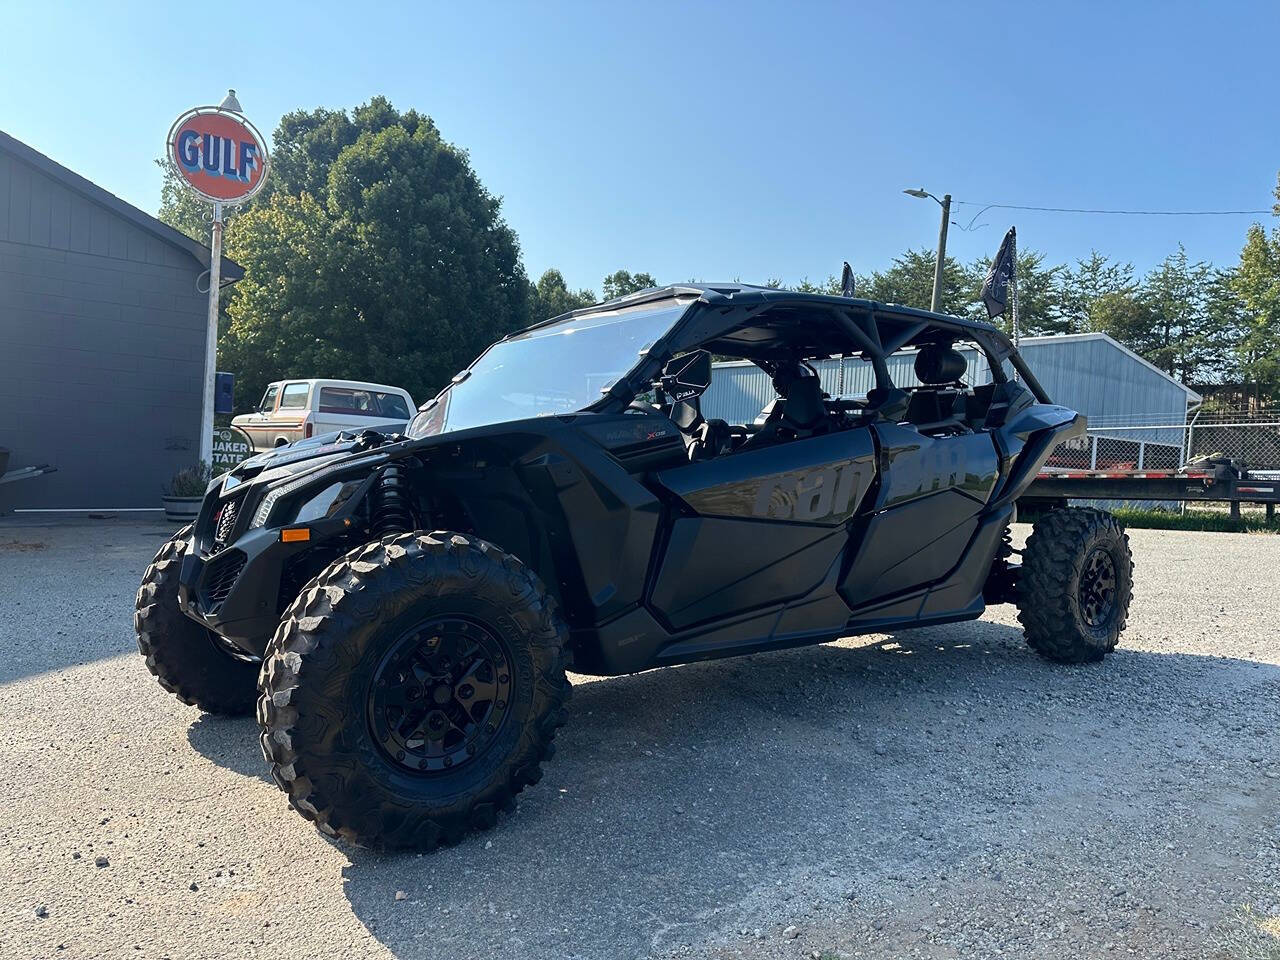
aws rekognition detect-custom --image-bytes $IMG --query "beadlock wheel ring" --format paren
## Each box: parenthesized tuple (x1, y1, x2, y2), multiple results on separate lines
(367, 616, 513, 774)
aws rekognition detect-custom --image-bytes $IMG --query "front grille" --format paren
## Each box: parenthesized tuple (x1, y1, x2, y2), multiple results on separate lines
(212, 495, 243, 549)
(202, 549, 247, 606)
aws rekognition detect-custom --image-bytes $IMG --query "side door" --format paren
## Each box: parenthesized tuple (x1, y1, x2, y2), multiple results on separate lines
(271, 382, 311, 445)
(235, 383, 279, 452)
(649, 428, 877, 631)
(838, 422, 1000, 609)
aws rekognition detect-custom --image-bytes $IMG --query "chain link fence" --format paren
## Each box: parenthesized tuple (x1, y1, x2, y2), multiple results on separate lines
(1046, 414, 1280, 473)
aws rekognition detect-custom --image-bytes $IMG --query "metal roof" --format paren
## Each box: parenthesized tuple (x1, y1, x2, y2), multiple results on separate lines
(1017, 332, 1202, 402)
(0, 129, 244, 280)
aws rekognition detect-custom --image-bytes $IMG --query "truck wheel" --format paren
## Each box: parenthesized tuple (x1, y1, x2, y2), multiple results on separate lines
(1017, 507, 1133, 663)
(134, 526, 260, 715)
(257, 531, 572, 850)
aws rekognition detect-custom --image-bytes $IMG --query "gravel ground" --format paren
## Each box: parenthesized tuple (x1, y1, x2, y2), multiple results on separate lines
(1, 516, 1277, 960)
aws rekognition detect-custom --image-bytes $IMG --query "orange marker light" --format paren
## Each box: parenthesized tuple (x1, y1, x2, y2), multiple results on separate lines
(280, 528, 311, 543)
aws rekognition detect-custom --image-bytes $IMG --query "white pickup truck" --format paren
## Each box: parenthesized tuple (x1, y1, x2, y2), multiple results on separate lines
(232, 379, 416, 452)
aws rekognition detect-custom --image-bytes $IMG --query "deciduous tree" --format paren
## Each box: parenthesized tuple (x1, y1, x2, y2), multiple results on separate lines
(601, 270, 658, 300)
(220, 102, 528, 409)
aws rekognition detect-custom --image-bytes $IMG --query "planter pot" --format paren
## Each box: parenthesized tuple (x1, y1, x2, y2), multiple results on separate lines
(162, 495, 202, 522)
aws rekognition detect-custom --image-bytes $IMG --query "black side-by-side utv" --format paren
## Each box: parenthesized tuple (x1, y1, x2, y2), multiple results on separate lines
(136, 284, 1132, 849)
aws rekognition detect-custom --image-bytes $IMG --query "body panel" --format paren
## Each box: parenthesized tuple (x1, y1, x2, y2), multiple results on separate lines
(176, 286, 1088, 676)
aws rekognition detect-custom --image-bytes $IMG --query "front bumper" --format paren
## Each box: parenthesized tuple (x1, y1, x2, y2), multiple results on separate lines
(176, 526, 310, 658)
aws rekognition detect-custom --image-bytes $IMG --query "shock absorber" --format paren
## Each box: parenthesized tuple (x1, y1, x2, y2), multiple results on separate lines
(370, 465, 414, 537)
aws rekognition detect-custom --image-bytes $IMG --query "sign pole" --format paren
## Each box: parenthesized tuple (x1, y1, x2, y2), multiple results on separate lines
(168, 90, 269, 470)
(200, 200, 223, 466)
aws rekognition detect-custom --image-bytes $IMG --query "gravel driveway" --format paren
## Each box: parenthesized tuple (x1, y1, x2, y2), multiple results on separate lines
(1, 517, 1277, 960)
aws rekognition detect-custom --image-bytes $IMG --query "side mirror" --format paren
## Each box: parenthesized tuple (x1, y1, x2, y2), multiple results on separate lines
(659, 350, 712, 403)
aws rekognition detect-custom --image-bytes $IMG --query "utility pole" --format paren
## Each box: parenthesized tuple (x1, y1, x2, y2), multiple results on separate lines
(903, 188, 951, 313)
(930, 194, 951, 313)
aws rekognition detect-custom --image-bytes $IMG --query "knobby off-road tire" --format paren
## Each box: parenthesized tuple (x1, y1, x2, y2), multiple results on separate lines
(134, 526, 261, 715)
(257, 531, 572, 851)
(1017, 507, 1133, 663)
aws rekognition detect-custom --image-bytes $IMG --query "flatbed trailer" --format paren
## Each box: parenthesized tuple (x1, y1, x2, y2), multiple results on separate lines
(1022, 466, 1280, 519)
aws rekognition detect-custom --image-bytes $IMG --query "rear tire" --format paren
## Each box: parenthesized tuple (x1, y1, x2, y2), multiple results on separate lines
(134, 526, 260, 715)
(257, 531, 572, 850)
(1017, 507, 1132, 663)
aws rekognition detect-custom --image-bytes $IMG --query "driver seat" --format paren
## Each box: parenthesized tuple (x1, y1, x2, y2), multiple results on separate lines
(778, 374, 828, 436)
(741, 373, 830, 450)
(687, 418, 732, 461)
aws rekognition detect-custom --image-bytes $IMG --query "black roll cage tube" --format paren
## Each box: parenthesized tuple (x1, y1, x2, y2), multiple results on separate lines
(591, 288, 1053, 413)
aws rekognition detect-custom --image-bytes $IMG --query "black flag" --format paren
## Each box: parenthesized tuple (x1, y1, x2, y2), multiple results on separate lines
(840, 261, 855, 298)
(981, 227, 1016, 319)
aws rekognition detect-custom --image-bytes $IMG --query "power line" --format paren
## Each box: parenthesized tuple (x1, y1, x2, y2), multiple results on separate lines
(953, 200, 1273, 217)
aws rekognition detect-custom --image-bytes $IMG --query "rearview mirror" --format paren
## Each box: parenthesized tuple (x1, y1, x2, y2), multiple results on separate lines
(659, 350, 712, 403)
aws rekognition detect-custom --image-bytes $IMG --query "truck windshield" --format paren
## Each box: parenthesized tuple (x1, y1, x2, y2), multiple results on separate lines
(407, 302, 685, 437)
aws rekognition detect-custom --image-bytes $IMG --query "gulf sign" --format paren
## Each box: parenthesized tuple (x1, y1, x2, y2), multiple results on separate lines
(167, 107, 270, 203)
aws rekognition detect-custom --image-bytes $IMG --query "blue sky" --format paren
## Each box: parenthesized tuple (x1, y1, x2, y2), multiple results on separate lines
(4, 1, 1278, 292)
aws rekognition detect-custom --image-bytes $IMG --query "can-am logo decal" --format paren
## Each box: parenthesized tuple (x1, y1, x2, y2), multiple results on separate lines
(752, 463, 862, 521)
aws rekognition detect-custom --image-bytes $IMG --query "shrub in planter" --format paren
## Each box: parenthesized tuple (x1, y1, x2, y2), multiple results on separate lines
(162, 462, 212, 521)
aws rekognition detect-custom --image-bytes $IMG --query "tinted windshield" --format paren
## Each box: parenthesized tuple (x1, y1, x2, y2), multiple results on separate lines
(407, 302, 685, 437)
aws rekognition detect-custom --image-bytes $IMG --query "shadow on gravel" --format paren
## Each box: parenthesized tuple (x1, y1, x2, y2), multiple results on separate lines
(185, 714, 272, 783)
(331, 619, 1280, 960)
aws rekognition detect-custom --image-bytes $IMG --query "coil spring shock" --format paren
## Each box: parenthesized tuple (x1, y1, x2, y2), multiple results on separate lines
(371, 465, 413, 537)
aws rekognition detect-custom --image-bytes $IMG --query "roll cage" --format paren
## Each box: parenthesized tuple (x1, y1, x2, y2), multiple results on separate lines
(529, 283, 1054, 413)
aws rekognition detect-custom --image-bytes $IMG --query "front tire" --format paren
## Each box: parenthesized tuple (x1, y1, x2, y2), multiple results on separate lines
(134, 526, 260, 715)
(1017, 507, 1133, 663)
(257, 531, 572, 850)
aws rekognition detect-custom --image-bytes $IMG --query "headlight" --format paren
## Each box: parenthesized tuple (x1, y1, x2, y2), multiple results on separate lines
(249, 456, 387, 529)
(251, 472, 323, 528)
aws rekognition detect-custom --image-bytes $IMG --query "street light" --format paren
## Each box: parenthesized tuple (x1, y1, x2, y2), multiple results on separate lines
(903, 187, 952, 313)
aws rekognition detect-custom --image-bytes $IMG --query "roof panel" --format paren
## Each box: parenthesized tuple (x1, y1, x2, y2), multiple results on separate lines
(0, 129, 243, 280)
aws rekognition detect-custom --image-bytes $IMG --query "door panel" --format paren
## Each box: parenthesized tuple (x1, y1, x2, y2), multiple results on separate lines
(871, 424, 999, 510)
(839, 425, 1000, 609)
(650, 518, 845, 630)
(649, 429, 876, 632)
(841, 492, 979, 606)
(655, 428, 876, 524)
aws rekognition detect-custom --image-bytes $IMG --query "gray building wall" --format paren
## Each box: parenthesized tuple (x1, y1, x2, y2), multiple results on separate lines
(0, 143, 211, 509)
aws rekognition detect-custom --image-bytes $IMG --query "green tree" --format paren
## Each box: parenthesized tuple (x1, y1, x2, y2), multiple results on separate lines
(529, 269, 596, 324)
(267, 97, 429, 201)
(790, 275, 845, 295)
(157, 158, 217, 244)
(1091, 289, 1158, 356)
(966, 249, 1063, 337)
(1231, 222, 1280, 405)
(1133, 245, 1214, 383)
(601, 269, 658, 299)
(222, 103, 528, 409)
(1056, 251, 1137, 334)
(858, 248, 980, 316)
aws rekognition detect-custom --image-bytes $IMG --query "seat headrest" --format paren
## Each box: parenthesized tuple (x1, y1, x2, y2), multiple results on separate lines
(915, 345, 967, 384)
(782, 375, 826, 430)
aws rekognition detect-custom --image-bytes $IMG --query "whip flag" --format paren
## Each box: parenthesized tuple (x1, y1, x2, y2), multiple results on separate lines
(981, 227, 1017, 320)
(840, 261, 855, 298)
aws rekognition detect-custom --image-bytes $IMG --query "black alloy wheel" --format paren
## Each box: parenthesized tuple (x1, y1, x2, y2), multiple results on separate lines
(1077, 547, 1118, 628)
(369, 616, 514, 774)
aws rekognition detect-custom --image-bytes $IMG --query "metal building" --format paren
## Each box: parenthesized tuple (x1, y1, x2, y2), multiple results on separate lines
(704, 331, 1199, 467)
(0, 130, 241, 511)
